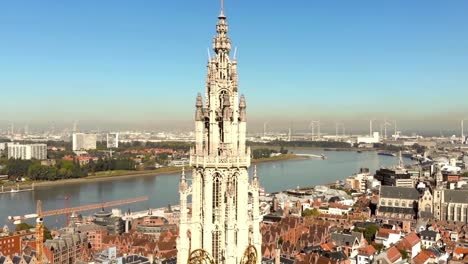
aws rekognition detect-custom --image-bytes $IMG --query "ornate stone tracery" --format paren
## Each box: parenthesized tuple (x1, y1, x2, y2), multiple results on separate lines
(176, 2, 262, 264)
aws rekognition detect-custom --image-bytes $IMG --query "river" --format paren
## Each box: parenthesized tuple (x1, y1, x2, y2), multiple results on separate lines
(0, 150, 410, 229)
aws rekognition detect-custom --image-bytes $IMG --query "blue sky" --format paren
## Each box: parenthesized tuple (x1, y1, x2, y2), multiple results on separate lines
(1, 0, 467, 132)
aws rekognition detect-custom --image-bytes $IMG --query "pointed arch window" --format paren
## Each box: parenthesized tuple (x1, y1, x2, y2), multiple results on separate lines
(212, 229, 221, 263)
(232, 174, 238, 220)
(213, 173, 222, 223)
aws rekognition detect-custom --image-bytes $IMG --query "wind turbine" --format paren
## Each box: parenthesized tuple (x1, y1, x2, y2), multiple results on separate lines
(335, 122, 339, 139)
(461, 118, 467, 143)
(335, 122, 344, 140)
(392, 120, 398, 140)
(383, 119, 392, 140)
(311, 121, 321, 139)
(369, 119, 376, 137)
(308, 121, 315, 140)
(462, 120, 464, 140)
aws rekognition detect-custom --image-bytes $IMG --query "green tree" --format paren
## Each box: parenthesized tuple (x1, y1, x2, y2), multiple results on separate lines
(5, 159, 33, 180)
(398, 249, 409, 259)
(373, 243, 384, 252)
(361, 224, 379, 243)
(43, 225, 53, 240)
(15, 222, 34, 231)
(252, 148, 277, 159)
(302, 208, 320, 217)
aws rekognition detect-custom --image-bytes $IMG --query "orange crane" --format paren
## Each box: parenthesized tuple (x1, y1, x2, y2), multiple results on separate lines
(8, 196, 148, 264)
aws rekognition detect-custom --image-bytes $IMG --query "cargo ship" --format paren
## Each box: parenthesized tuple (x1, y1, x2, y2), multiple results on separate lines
(377, 152, 397, 157)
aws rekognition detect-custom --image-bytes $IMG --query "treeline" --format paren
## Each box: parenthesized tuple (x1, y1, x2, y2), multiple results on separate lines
(87, 158, 136, 173)
(252, 147, 288, 159)
(1, 159, 32, 179)
(0, 159, 87, 181)
(28, 160, 87, 181)
(117, 141, 193, 152)
(0, 157, 136, 181)
(249, 140, 352, 149)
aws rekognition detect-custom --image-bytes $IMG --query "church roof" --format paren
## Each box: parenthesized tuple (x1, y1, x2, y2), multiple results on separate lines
(380, 186, 419, 200)
(444, 189, 468, 203)
(378, 206, 416, 215)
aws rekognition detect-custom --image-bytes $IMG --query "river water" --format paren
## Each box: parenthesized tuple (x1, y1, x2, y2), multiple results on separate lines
(0, 150, 409, 229)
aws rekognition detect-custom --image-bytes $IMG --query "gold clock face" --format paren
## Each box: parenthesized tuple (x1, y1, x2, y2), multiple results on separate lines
(240, 245, 258, 264)
(188, 249, 215, 264)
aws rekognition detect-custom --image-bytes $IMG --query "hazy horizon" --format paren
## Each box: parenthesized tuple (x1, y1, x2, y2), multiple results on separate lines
(0, 118, 465, 137)
(1, 0, 467, 132)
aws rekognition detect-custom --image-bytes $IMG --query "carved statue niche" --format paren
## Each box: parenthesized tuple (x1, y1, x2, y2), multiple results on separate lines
(222, 93, 232, 121)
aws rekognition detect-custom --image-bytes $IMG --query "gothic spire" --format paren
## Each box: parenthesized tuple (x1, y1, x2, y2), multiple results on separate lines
(213, 0, 231, 54)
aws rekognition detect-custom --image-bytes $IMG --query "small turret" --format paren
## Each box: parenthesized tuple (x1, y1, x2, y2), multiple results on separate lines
(195, 94, 204, 121)
(179, 167, 188, 193)
(239, 95, 247, 122)
(252, 165, 259, 190)
(239, 95, 246, 108)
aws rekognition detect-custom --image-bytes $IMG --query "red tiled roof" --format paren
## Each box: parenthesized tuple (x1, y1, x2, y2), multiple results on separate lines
(328, 202, 350, 210)
(377, 228, 400, 239)
(397, 232, 420, 250)
(320, 241, 336, 251)
(413, 251, 431, 264)
(387, 246, 402, 263)
(454, 246, 468, 255)
(358, 245, 376, 256)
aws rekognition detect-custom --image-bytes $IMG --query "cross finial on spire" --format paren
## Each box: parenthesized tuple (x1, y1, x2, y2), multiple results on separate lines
(219, 0, 226, 17)
(221, 0, 224, 15)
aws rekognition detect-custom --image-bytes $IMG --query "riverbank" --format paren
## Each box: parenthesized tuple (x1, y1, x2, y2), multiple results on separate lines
(251, 153, 306, 164)
(250, 145, 371, 152)
(1, 154, 302, 189)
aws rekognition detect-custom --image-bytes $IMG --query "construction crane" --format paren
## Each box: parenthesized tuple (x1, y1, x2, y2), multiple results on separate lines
(7, 196, 148, 264)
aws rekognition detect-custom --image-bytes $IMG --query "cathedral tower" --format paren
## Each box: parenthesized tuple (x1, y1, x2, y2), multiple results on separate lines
(177, 2, 261, 264)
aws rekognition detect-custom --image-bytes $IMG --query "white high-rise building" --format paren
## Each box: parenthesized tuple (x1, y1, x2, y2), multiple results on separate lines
(357, 132, 380, 144)
(177, 3, 261, 264)
(106, 133, 119, 149)
(72, 133, 97, 151)
(0, 142, 18, 151)
(8, 143, 47, 160)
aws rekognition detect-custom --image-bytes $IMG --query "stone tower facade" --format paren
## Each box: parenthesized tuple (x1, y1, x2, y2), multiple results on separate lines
(176, 4, 262, 264)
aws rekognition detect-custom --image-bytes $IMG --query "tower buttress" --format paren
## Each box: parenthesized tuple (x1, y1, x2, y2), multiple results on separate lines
(177, 168, 191, 264)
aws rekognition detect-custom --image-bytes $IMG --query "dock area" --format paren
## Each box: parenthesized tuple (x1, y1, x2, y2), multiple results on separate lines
(0, 183, 35, 194)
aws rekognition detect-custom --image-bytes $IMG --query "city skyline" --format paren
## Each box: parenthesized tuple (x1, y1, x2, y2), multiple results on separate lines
(1, 0, 468, 131)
